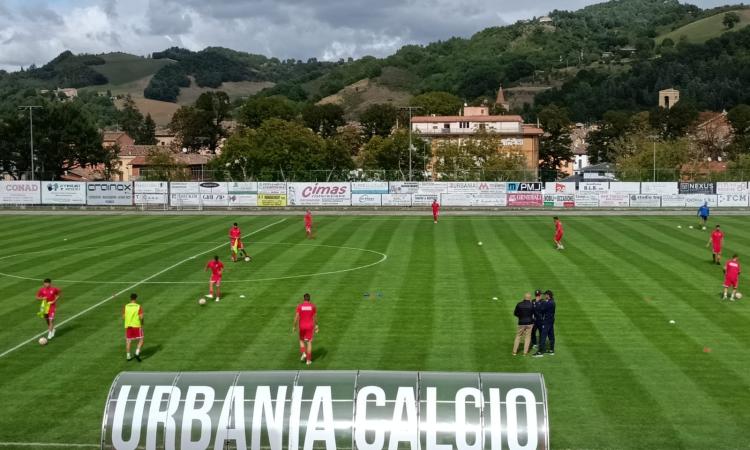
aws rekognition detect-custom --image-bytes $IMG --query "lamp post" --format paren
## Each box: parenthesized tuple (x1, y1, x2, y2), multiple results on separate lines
(19, 106, 42, 180)
(648, 135, 659, 182)
(399, 106, 422, 181)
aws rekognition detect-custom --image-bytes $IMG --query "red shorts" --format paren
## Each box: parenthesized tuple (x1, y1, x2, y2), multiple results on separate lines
(125, 327, 143, 340)
(210, 275, 222, 284)
(230, 239, 244, 250)
(555, 232, 563, 242)
(46, 303, 56, 320)
(724, 276, 738, 289)
(713, 245, 722, 254)
(299, 327, 314, 341)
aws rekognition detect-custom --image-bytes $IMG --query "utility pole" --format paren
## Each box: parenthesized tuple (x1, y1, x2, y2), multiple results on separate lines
(399, 106, 422, 181)
(19, 106, 42, 180)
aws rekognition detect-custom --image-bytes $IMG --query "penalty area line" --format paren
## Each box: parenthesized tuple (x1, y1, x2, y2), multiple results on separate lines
(0, 218, 287, 360)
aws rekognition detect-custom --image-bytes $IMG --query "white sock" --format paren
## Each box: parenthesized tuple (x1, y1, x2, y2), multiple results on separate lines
(135, 348, 140, 356)
(127, 353, 131, 359)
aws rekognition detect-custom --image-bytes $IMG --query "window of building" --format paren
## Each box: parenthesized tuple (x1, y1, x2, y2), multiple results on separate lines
(479, 123, 486, 130)
(459, 121, 469, 129)
(443, 123, 450, 129)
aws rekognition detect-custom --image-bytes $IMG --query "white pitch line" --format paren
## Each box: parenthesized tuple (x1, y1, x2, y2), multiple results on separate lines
(0, 218, 287, 360)
(0, 443, 98, 448)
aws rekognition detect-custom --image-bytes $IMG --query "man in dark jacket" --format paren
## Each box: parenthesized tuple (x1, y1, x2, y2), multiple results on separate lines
(534, 290, 556, 357)
(530, 289, 543, 348)
(512, 292, 535, 356)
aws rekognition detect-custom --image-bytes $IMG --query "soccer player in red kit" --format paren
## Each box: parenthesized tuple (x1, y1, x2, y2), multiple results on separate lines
(553, 216, 564, 250)
(723, 254, 741, 300)
(304, 210, 314, 239)
(205, 255, 224, 302)
(229, 223, 251, 262)
(36, 278, 60, 339)
(707, 225, 724, 265)
(432, 199, 440, 223)
(293, 293, 319, 365)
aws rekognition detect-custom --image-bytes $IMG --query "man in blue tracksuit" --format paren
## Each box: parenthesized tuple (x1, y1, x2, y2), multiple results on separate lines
(530, 289, 543, 348)
(698, 202, 710, 229)
(534, 290, 556, 357)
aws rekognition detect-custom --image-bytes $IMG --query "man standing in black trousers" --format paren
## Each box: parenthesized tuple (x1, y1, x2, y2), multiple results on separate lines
(534, 290, 556, 357)
(530, 289, 543, 349)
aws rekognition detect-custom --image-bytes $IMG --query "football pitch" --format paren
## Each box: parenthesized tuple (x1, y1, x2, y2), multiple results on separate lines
(1, 213, 749, 449)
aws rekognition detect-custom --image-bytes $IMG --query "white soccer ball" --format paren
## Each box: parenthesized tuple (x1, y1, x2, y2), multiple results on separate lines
(736, 292, 743, 300)
(39, 337, 48, 346)
(478, 241, 483, 246)
(669, 320, 675, 324)
(198, 298, 207, 305)
(677, 225, 682, 229)
(244, 256, 251, 262)
(492, 296, 498, 301)
(702, 226, 707, 230)
(689, 226, 694, 229)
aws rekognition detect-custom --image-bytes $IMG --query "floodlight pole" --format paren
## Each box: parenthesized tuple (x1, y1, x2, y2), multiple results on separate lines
(19, 106, 42, 180)
(400, 106, 422, 181)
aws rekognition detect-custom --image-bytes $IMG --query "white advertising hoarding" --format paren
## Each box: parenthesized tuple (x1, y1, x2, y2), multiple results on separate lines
(660, 195, 686, 207)
(227, 182, 258, 207)
(41, 181, 86, 205)
(608, 182, 641, 193)
(574, 193, 600, 207)
(629, 194, 661, 208)
(389, 181, 420, 194)
(351, 194, 382, 206)
(640, 182, 678, 195)
(351, 182, 388, 194)
(579, 181, 608, 192)
(287, 182, 350, 206)
(544, 182, 575, 194)
(417, 182, 449, 194)
(684, 195, 718, 207)
(598, 193, 630, 207)
(0, 181, 41, 204)
(86, 182, 132, 206)
(412, 193, 439, 206)
(718, 193, 749, 207)
(134, 181, 168, 205)
(381, 193, 412, 206)
(716, 182, 748, 194)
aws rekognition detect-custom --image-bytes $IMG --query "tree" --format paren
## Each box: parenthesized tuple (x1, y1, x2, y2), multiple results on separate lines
(302, 103, 346, 137)
(141, 148, 190, 181)
(614, 135, 695, 181)
(331, 125, 363, 156)
(169, 106, 213, 150)
(410, 91, 462, 116)
(432, 133, 529, 180)
(139, 114, 157, 145)
(118, 95, 144, 141)
(650, 101, 699, 140)
(538, 105, 573, 181)
(359, 103, 398, 139)
(727, 104, 750, 137)
(723, 12, 741, 29)
(238, 96, 297, 128)
(587, 110, 634, 163)
(358, 129, 429, 179)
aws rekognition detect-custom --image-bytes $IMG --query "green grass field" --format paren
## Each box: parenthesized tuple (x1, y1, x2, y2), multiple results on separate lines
(1, 214, 749, 449)
(91, 52, 174, 87)
(657, 9, 750, 45)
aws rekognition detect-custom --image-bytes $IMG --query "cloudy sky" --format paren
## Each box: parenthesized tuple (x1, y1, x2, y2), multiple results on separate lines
(0, 0, 729, 71)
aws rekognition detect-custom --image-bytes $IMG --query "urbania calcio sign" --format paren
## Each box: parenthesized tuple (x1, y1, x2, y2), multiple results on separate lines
(101, 371, 549, 450)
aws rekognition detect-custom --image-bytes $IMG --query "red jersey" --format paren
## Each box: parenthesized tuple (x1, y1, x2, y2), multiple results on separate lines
(432, 202, 440, 213)
(296, 302, 317, 329)
(229, 227, 241, 241)
(711, 230, 724, 248)
(207, 260, 224, 277)
(304, 213, 312, 226)
(37, 286, 60, 304)
(726, 260, 741, 279)
(555, 221, 563, 233)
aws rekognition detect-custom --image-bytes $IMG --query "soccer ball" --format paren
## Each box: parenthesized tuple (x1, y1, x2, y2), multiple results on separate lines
(198, 298, 207, 305)
(38, 337, 48, 346)
(702, 226, 707, 230)
(244, 256, 251, 262)
(736, 292, 743, 300)
(689, 226, 694, 229)
(478, 241, 483, 246)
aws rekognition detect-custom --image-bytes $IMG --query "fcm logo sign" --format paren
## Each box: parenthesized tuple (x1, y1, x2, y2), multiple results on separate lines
(101, 371, 549, 450)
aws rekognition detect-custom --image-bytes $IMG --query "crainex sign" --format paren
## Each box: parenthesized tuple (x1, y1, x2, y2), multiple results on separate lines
(101, 371, 549, 450)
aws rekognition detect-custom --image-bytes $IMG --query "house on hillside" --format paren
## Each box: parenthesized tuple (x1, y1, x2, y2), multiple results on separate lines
(155, 129, 178, 147)
(561, 162, 617, 183)
(130, 153, 211, 181)
(692, 110, 732, 157)
(411, 105, 543, 179)
(118, 144, 157, 181)
(538, 16, 553, 24)
(103, 131, 135, 148)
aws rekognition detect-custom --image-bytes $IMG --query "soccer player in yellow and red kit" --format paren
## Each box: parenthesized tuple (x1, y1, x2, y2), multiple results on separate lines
(36, 278, 60, 340)
(293, 293, 319, 365)
(205, 255, 224, 302)
(432, 199, 440, 223)
(553, 216, 564, 250)
(723, 255, 741, 301)
(707, 225, 724, 265)
(229, 222, 251, 262)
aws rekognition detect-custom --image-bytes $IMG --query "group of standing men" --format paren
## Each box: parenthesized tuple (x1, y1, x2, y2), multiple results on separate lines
(512, 290, 556, 357)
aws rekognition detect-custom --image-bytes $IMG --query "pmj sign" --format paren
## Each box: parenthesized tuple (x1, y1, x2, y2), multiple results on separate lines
(101, 371, 549, 450)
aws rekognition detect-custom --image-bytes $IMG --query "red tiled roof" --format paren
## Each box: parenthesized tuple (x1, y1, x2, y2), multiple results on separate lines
(130, 153, 210, 166)
(522, 125, 545, 135)
(412, 115, 524, 123)
(119, 145, 157, 157)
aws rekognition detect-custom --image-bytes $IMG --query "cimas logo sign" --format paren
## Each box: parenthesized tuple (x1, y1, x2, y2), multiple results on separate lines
(101, 371, 549, 450)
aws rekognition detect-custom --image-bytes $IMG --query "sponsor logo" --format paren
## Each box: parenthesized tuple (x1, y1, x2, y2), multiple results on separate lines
(301, 184, 348, 197)
(356, 195, 378, 203)
(507, 182, 542, 192)
(87, 183, 132, 191)
(200, 182, 220, 188)
(5, 184, 38, 192)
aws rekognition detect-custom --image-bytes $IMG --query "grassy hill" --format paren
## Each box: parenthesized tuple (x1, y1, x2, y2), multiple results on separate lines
(657, 9, 750, 44)
(90, 52, 174, 86)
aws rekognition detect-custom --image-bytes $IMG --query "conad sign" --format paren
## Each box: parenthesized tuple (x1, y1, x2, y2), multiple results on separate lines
(101, 371, 548, 450)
